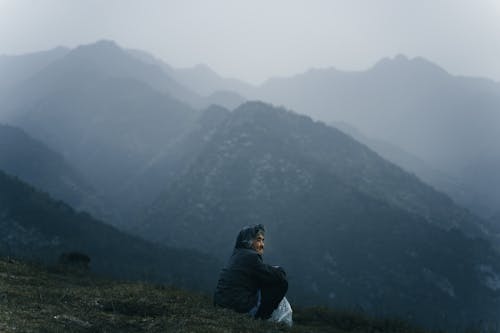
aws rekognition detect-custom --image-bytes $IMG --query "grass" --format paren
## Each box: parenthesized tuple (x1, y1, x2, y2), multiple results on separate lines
(0, 256, 434, 333)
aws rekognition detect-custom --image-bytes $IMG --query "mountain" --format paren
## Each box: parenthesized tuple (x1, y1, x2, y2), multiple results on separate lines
(0, 123, 110, 218)
(127, 49, 249, 108)
(0, 169, 219, 291)
(242, 55, 500, 226)
(63, 41, 201, 106)
(0, 41, 252, 225)
(127, 48, 253, 97)
(1, 40, 203, 117)
(331, 121, 500, 232)
(172, 63, 254, 97)
(0, 46, 69, 99)
(18, 77, 197, 225)
(203, 90, 246, 110)
(122, 104, 231, 220)
(138, 102, 500, 330)
(1, 42, 205, 226)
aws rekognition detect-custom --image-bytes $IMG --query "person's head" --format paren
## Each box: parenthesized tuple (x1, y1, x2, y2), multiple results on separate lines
(251, 231, 265, 255)
(234, 224, 266, 255)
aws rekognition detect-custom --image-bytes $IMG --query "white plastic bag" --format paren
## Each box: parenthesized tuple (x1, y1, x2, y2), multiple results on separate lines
(269, 297, 293, 327)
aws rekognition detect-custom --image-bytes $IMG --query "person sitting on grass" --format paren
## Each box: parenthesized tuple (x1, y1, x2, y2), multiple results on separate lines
(214, 224, 289, 320)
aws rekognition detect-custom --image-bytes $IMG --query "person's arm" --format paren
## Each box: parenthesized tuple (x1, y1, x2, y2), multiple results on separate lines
(249, 254, 287, 285)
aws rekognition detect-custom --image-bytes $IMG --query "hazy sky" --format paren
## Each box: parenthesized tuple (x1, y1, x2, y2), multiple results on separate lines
(1, 0, 499, 84)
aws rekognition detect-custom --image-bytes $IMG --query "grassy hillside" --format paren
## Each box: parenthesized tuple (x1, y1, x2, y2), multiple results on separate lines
(0, 256, 431, 333)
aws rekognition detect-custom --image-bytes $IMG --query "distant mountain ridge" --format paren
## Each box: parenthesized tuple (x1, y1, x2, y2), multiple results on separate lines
(140, 101, 488, 243)
(1, 40, 203, 114)
(122, 51, 500, 225)
(127, 48, 248, 109)
(0, 123, 107, 218)
(0, 41, 249, 227)
(333, 121, 500, 233)
(238, 55, 500, 226)
(1, 42, 207, 226)
(0, 46, 69, 98)
(2, 41, 498, 232)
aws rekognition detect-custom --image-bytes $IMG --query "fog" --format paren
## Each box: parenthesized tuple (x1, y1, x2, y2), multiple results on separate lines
(1, 0, 499, 84)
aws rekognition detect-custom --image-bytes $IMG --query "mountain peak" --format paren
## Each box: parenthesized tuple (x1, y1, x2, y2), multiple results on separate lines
(193, 63, 212, 71)
(232, 101, 285, 120)
(85, 39, 120, 49)
(69, 40, 125, 60)
(183, 63, 219, 77)
(371, 54, 449, 77)
(394, 53, 410, 62)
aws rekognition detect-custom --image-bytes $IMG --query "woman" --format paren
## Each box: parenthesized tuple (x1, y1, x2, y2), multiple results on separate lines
(214, 224, 288, 319)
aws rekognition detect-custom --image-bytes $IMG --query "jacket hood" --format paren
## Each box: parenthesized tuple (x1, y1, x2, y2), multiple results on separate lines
(234, 224, 265, 249)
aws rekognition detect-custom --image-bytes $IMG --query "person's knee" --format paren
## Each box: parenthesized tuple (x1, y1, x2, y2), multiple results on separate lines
(278, 279, 288, 296)
(283, 279, 288, 290)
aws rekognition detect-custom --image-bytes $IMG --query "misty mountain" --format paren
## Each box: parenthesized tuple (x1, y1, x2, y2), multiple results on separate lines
(0, 46, 69, 98)
(127, 49, 248, 109)
(171, 63, 254, 98)
(63, 40, 203, 107)
(0, 41, 251, 226)
(0, 123, 110, 218)
(0, 169, 219, 291)
(1, 42, 206, 225)
(1, 40, 203, 117)
(127, 49, 253, 97)
(138, 101, 500, 329)
(121, 104, 231, 217)
(16, 77, 197, 225)
(240, 55, 500, 225)
(332, 121, 499, 232)
(203, 90, 246, 110)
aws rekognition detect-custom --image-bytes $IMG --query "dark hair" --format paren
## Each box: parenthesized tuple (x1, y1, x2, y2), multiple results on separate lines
(253, 224, 265, 236)
(234, 224, 266, 249)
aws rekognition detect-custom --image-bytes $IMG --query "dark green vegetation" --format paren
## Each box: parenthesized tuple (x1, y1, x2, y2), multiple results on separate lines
(0, 256, 432, 333)
(0, 170, 219, 292)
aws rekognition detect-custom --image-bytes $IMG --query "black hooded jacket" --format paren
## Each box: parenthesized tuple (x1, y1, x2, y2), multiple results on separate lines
(214, 225, 287, 313)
